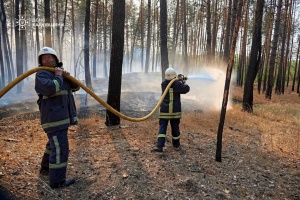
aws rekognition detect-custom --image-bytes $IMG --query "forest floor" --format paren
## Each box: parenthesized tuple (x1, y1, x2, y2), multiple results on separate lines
(0, 82, 300, 200)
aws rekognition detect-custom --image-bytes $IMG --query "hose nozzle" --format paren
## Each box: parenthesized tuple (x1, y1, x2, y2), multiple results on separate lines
(177, 74, 188, 81)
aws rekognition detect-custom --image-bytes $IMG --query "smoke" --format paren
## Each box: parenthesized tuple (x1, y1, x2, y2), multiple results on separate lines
(0, 64, 232, 119)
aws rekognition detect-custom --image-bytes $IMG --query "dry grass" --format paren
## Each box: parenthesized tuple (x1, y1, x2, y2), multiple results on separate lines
(0, 86, 299, 200)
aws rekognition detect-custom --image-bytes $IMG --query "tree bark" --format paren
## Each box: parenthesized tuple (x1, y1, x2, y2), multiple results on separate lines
(265, 0, 282, 99)
(242, 0, 264, 113)
(144, 0, 151, 74)
(105, 0, 125, 126)
(44, 0, 51, 47)
(84, 0, 92, 88)
(216, 0, 243, 162)
(160, 0, 169, 81)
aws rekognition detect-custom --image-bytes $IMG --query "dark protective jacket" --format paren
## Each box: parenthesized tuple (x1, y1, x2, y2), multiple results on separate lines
(159, 79, 190, 119)
(35, 69, 80, 133)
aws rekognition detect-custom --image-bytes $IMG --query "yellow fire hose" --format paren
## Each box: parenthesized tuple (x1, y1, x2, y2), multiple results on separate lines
(0, 66, 178, 122)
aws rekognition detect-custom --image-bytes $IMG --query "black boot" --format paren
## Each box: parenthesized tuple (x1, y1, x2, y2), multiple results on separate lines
(50, 179, 75, 188)
(151, 146, 163, 152)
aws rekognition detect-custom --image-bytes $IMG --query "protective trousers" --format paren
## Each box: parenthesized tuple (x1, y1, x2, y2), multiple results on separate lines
(157, 119, 180, 147)
(46, 129, 69, 185)
(40, 141, 51, 172)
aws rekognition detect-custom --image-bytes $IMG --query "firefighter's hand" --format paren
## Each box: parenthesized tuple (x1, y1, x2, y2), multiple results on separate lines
(55, 67, 63, 76)
(55, 67, 70, 76)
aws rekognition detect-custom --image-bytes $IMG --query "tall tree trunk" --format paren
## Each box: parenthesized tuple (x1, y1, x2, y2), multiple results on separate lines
(171, 0, 179, 66)
(84, 0, 92, 88)
(206, 0, 212, 59)
(144, 0, 151, 74)
(44, 0, 51, 47)
(0, 0, 13, 83)
(286, 0, 295, 88)
(0, 30, 4, 89)
(292, 37, 300, 91)
(160, 0, 169, 81)
(216, 0, 243, 162)
(103, 0, 108, 78)
(15, 0, 23, 93)
(92, 0, 99, 78)
(182, 0, 188, 74)
(105, 0, 125, 126)
(275, 2, 288, 95)
(140, 0, 144, 71)
(211, 0, 218, 57)
(262, 0, 275, 92)
(236, 0, 249, 87)
(266, 0, 283, 99)
(20, 0, 27, 73)
(223, 0, 232, 61)
(242, 0, 264, 113)
(56, 0, 61, 58)
(71, 0, 76, 76)
(34, 0, 40, 61)
(60, 0, 68, 59)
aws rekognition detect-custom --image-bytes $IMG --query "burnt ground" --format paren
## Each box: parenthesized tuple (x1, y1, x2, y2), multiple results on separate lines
(0, 76, 299, 200)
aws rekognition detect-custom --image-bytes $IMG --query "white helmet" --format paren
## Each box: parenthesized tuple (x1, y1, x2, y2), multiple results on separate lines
(165, 67, 177, 80)
(38, 47, 59, 65)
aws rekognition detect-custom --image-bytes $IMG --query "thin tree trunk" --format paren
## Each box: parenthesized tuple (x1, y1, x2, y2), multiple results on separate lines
(216, 0, 243, 162)
(34, 0, 40, 53)
(182, 0, 188, 74)
(236, 0, 249, 87)
(266, 0, 283, 99)
(223, 0, 231, 61)
(144, 0, 151, 74)
(60, 0, 68, 59)
(292, 37, 300, 91)
(0, 30, 4, 88)
(206, 0, 212, 59)
(84, 0, 92, 88)
(0, 0, 13, 82)
(92, 0, 99, 78)
(15, 0, 23, 93)
(103, 0, 108, 77)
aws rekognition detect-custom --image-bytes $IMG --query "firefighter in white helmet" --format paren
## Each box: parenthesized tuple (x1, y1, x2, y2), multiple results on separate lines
(35, 47, 79, 188)
(152, 67, 190, 152)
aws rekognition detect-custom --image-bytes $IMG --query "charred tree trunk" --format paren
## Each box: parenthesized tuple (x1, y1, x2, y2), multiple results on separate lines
(206, 0, 212, 58)
(34, 0, 40, 58)
(223, 0, 232, 61)
(15, 0, 23, 93)
(265, 0, 282, 99)
(160, 0, 169, 81)
(0, 0, 13, 83)
(44, 0, 51, 47)
(84, 0, 92, 88)
(216, 0, 243, 162)
(92, 0, 99, 78)
(242, 0, 264, 113)
(105, 0, 125, 126)
(182, 0, 188, 74)
(144, 0, 151, 74)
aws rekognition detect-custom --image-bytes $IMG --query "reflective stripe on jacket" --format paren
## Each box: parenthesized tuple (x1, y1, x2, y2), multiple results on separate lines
(158, 79, 190, 119)
(35, 69, 79, 133)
